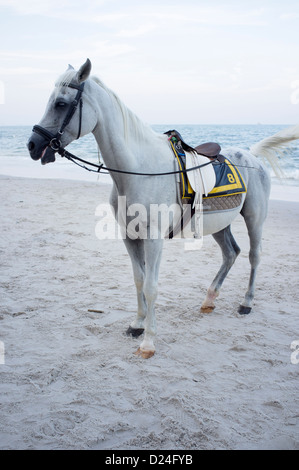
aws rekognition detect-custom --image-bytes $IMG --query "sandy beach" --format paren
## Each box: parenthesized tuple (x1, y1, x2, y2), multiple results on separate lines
(0, 174, 298, 450)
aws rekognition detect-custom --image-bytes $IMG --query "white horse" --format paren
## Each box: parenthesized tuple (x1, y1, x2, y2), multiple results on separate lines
(28, 59, 299, 358)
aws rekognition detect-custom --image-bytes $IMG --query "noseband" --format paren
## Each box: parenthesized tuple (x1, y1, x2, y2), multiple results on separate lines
(32, 82, 85, 151)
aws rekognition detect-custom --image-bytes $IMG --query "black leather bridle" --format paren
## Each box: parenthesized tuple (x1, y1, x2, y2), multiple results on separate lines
(32, 82, 85, 151)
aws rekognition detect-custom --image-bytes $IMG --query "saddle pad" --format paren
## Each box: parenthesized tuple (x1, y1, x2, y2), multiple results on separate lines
(205, 159, 246, 198)
(168, 133, 246, 201)
(203, 193, 243, 212)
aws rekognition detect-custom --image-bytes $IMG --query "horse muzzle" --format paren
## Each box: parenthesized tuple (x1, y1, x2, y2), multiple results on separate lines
(27, 131, 56, 165)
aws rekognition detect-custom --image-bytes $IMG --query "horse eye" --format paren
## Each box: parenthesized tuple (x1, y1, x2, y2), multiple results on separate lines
(55, 102, 66, 108)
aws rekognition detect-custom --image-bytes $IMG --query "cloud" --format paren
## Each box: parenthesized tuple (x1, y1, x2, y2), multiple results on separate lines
(0, 80, 5, 104)
(280, 12, 299, 20)
(0, 0, 297, 125)
(0, 0, 74, 15)
(0, 38, 135, 66)
(0, 0, 105, 13)
(0, 66, 52, 75)
(0, 0, 127, 23)
(0, 1, 267, 27)
(129, 5, 267, 27)
(117, 23, 157, 38)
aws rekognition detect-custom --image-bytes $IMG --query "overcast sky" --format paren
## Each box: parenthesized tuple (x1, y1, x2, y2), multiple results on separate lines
(0, 0, 299, 125)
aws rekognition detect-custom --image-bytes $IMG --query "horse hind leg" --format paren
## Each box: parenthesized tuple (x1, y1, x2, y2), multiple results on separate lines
(201, 225, 240, 313)
(238, 174, 270, 315)
(238, 223, 263, 315)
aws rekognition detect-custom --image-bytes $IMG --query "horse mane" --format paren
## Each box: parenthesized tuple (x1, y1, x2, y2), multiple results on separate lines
(90, 75, 158, 144)
(55, 69, 158, 144)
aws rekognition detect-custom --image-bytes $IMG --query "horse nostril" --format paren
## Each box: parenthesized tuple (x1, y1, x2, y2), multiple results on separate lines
(28, 141, 35, 151)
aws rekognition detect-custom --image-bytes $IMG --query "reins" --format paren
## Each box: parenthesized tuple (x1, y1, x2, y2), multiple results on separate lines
(32, 80, 261, 176)
(56, 146, 215, 175)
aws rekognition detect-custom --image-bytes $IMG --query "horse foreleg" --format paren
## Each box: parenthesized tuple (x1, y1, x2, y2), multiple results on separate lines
(136, 238, 163, 358)
(110, 188, 147, 337)
(124, 238, 147, 336)
(201, 226, 240, 313)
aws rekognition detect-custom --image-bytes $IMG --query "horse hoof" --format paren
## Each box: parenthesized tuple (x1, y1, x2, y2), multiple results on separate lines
(238, 305, 252, 315)
(134, 347, 155, 359)
(200, 306, 215, 314)
(126, 326, 144, 338)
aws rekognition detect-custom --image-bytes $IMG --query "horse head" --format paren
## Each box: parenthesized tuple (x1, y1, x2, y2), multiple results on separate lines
(27, 59, 96, 164)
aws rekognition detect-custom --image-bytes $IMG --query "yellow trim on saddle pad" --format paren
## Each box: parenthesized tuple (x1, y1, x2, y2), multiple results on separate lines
(205, 158, 247, 198)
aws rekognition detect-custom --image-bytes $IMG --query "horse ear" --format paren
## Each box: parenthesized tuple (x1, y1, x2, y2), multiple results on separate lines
(76, 58, 92, 83)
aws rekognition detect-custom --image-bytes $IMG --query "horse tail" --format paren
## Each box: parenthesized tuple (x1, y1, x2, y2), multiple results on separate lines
(249, 124, 299, 178)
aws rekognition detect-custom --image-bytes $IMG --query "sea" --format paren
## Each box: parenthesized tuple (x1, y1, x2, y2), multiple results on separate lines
(1, 124, 299, 201)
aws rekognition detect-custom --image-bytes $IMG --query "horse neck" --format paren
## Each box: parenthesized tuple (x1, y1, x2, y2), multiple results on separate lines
(90, 80, 167, 181)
